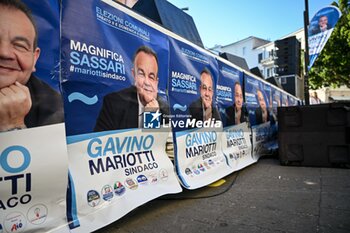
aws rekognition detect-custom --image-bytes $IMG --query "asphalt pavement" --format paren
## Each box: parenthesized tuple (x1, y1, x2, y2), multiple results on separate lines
(95, 157, 350, 233)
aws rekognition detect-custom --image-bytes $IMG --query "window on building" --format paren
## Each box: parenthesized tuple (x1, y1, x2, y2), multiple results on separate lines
(273, 67, 277, 75)
(280, 77, 287, 84)
(242, 47, 246, 56)
(267, 68, 271, 77)
(258, 53, 263, 63)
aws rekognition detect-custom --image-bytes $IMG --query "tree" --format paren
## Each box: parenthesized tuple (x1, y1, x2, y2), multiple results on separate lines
(308, 0, 350, 89)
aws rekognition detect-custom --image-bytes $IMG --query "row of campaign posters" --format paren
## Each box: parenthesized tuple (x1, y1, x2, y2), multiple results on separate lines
(0, 0, 299, 232)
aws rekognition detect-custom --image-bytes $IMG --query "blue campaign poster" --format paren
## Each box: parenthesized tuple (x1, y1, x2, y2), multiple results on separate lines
(271, 87, 282, 122)
(263, 84, 278, 151)
(168, 38, 233, 189)
(61, 0, 169, 136)
(168, 38, 220, 131)
(217, 59, 254, 171)
(272, 87, 282, 132)
(216, 59, 245, 128)
(264, 84, 273, 121)
(308, 6, 341, 70)
(244, 74, 271, 126)
(0, 2, 68, 232)
(281, 93, 289, 107)
(272, 88, 282, 112)
(61, 1, 182, 232)
(308, 6, 341, 37)
(289, 95, 299, 106)
(245, 75, 275, 158)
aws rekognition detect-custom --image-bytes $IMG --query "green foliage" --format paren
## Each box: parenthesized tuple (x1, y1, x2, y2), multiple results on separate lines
(308, 0, 350, 89)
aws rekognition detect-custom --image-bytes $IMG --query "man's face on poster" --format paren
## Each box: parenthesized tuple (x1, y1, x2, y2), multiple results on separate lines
(319, 16, 328, 30)
(234, 83, 243, 110)
(257, 90, 266, 110)
(200, 72, 213, 109)
(132, 51, 158, 105)
(0, 6, 40, 89)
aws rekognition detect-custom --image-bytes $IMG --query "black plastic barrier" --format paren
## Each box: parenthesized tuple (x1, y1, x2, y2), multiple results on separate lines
(278, 103, 350, 167)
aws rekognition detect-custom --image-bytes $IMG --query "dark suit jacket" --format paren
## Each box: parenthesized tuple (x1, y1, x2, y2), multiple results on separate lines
(94, 86, 169, 131)
(255, 107, 265, 125)
(255, 107, 275, 125)
(189, 98, 221, 123)
(25, 75, 64, 128)
(225, 105, 248, 127)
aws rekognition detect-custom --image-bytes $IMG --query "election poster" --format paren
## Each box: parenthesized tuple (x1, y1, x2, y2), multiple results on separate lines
(271, 87, 282, 145)
(244, 75, 273, 159)
(168, 38, 232, 189)
(262, 84, 278, 152)
(272, 88, 282, 115)
(0, 1, 69, 231)
(61, 0, 169, 136)
(0, 124, 69, 233)
(66, 129, 181, 232)
(308, 5, 341, 70)
(61, 0, 182, 231)
(215, 59, 254, 170)
(281, 92, 289, 107)
(0, 0, 64, 131)
(168, 37, 221, 132)
(288, 94, 299, 106)
(245, 74, 263, 127)
(1, 0, 64, 132)
(216, 59, 246, 128)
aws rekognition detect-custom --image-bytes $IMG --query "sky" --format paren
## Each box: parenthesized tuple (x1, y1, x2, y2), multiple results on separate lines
(167, 0, 338, 48)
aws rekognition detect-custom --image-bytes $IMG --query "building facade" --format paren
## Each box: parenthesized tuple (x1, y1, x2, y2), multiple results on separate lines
(210, 29, 305, 99)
